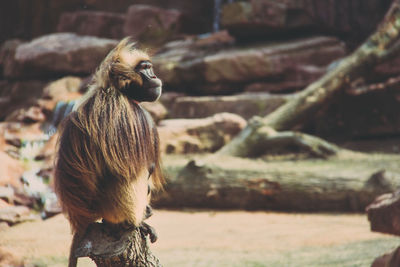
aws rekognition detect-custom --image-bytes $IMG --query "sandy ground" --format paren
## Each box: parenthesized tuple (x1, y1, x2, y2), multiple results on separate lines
(0, 210, 398, 267)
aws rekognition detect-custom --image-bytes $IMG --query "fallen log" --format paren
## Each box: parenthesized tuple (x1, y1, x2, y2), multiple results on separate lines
(155, 153, 400, 212)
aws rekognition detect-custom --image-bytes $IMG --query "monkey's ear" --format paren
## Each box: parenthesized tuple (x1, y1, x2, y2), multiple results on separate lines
(106, 61, 122, 88)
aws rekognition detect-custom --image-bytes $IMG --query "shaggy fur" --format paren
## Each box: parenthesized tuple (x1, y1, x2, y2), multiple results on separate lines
(54, 38, 164, 236)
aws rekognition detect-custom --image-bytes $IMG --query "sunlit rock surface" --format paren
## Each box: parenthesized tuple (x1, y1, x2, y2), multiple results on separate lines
(4, 33, 117, 79)
(154, 36, 345, 94)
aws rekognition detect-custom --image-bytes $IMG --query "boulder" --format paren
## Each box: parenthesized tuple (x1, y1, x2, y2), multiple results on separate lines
(42, 192, 62, 218)
(371, 246, 400, 267)
(221, 0, 391, 45)
(4, 33, 118, 79)
(367, 190, 400, 267)
(129, 0, 214, 34)
(43, 76, 82, 100)
(161, 93, 289, 120)
(311, 83, 400, 138)
(0, 0, 215, 44)
(124, 5, 183, 47)
(57, 11, 126, 40)
(0, 0, 81, 43)
(0, 39, 21, 77)
(0, 204, 35, 225)
(2, 122, 45, 148)
(366, 190, 400, 236)
(0, 199, 10, 208)
(154, 36, 345, 94)
(0, 185, 32, 207)
(0, 186, 14, 203)
(0, 80, 47, 121)
(244, 65, 326, 93)
(157, 112, 246, 153)
(5, 106, 46, 123)
(221, 1, 312, 35)
(141, 101, 168, 123)
(0, 151, 24, 189)
(36, 133, 58, 162)
(191, 30, 235, 48)
(0, 123, 19, 159)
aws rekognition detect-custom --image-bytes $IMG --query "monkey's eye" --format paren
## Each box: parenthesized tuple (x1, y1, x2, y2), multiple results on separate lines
(136, 61, 152, 71)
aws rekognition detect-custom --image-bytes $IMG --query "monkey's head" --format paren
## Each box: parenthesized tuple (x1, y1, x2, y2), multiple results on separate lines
(97, 37, 162, 103)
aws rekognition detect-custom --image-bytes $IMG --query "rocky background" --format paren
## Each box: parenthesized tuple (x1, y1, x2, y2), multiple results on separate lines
(0, 0, 400, 253)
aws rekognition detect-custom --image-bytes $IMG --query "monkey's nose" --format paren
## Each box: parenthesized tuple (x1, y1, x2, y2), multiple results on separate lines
(147, 69, 157, 79)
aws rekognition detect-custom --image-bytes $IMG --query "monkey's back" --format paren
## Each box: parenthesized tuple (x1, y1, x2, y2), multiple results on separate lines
(54, 95, 163, 234)
(55, 113, 100, 232)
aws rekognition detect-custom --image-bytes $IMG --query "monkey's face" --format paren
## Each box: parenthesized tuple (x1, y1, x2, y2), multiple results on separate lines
(114, 60, 162, 103)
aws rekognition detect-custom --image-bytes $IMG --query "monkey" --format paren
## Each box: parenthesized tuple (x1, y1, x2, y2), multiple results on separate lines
(54, 37, 164, 267)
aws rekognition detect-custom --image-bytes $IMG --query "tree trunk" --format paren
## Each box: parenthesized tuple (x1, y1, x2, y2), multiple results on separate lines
(218, 0, 400, 157)
(73, 222, 161, 267)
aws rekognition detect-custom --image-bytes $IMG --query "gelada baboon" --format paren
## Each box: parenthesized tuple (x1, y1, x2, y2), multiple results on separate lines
(54, 37, 164, 267)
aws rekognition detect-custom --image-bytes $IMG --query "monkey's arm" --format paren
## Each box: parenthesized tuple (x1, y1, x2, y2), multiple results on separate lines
(140, 222, 158, 243)
(140, 205, 158, 243)
(113, 205, 158, 243)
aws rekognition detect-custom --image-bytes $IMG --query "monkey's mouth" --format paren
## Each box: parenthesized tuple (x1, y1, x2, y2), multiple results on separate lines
(122, 77, 163, 103)
(149, 86, 162, 99)
(148, 86, 162, 101)
(127, 85, 162, 103)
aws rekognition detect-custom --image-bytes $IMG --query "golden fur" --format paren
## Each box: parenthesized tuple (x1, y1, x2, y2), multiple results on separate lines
(54, 38, 164, 235)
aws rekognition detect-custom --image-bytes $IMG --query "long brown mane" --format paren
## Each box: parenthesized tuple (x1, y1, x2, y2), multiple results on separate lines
(54, 39, 163, 234)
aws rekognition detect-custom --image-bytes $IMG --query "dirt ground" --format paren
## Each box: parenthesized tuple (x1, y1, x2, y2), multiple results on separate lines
(0, 210, 398, 267)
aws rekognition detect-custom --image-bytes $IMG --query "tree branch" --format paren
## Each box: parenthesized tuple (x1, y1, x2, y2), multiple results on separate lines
(218, 0, 400, 157)
(216, 116, 340, 158)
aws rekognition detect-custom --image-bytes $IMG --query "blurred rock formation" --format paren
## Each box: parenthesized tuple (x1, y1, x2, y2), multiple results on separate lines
(0, 0, 400, 226)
